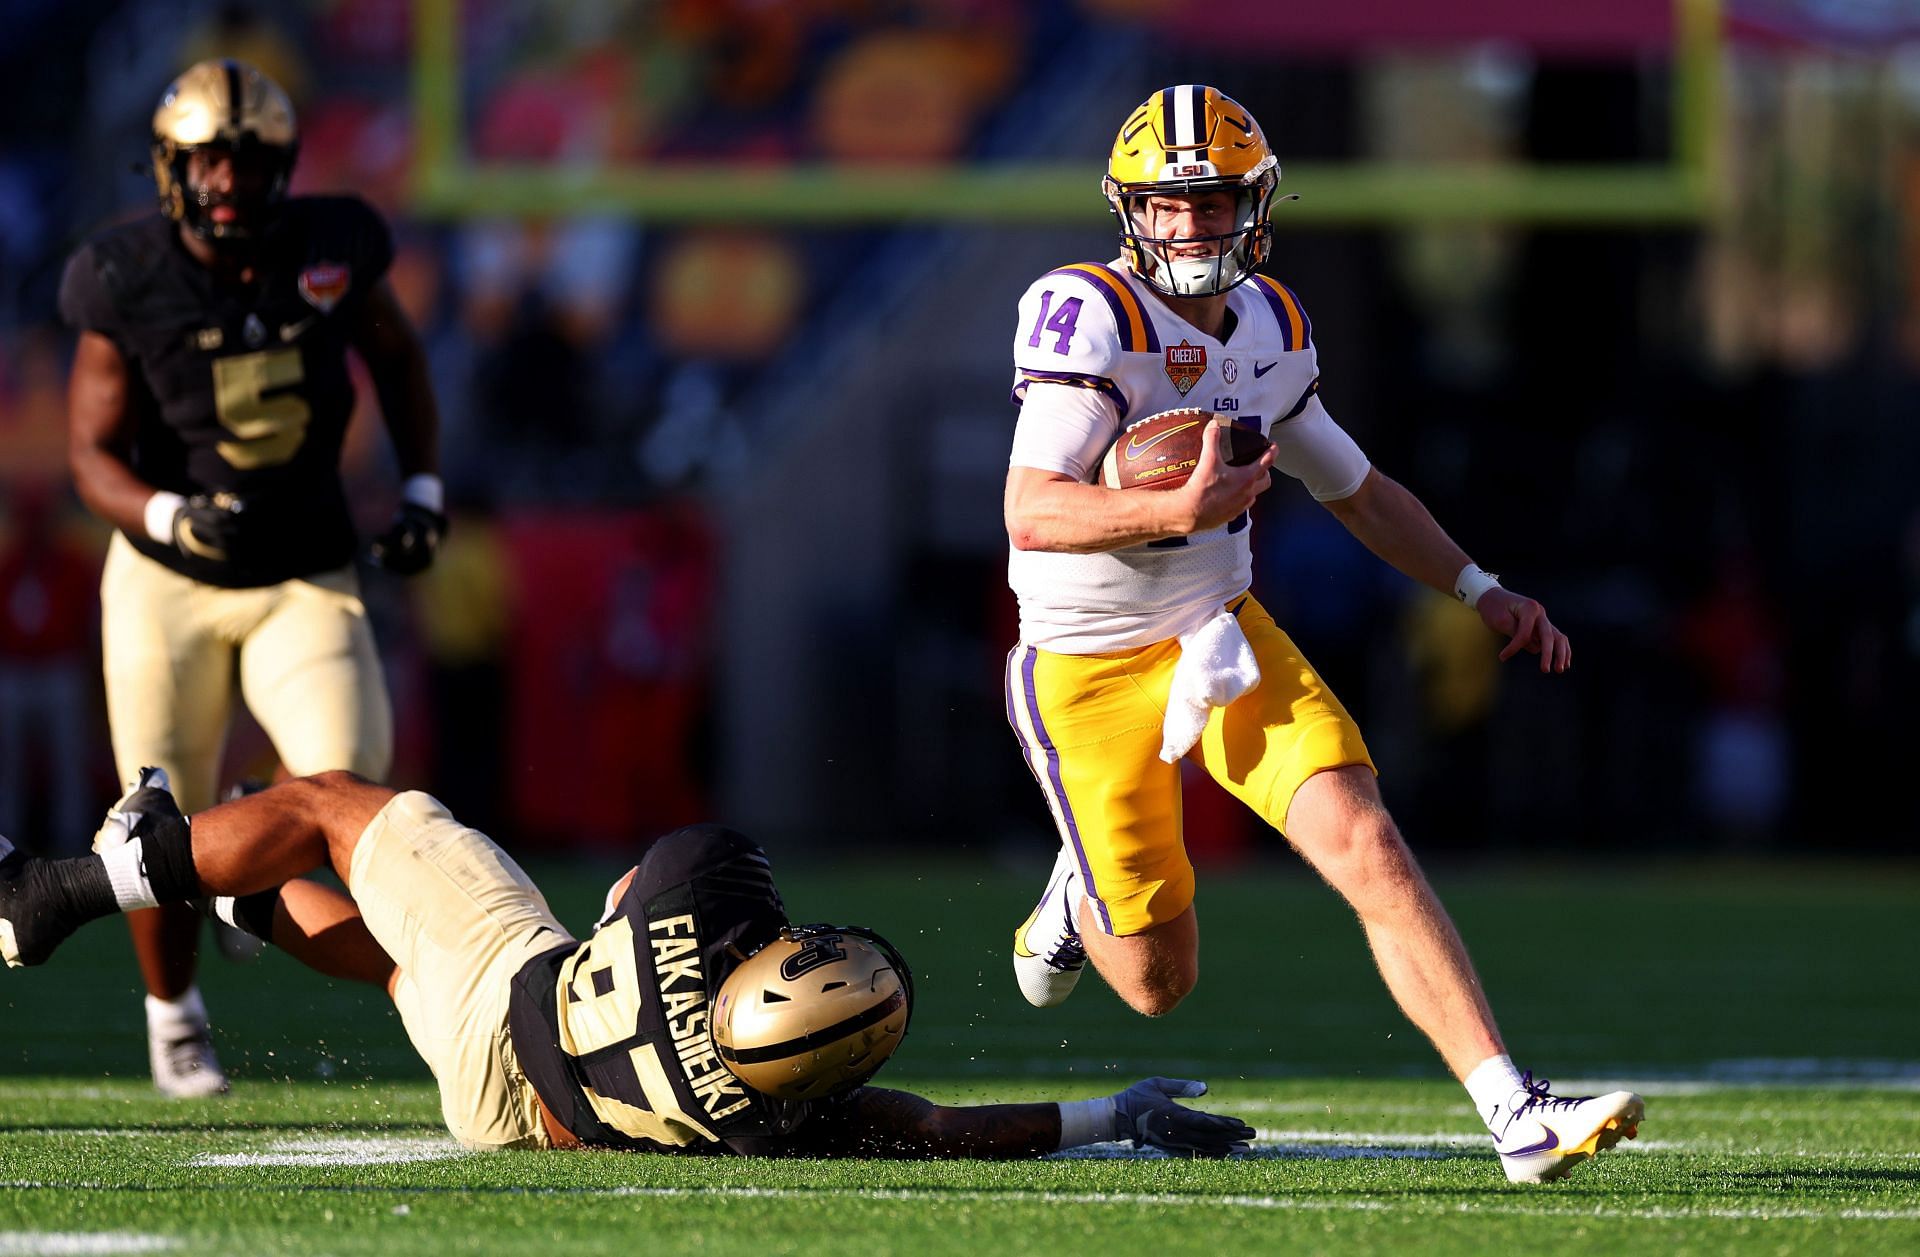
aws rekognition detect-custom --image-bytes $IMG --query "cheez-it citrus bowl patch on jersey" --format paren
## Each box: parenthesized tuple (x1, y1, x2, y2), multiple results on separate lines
(298, 263, 351, 312)
(1164, 340, 1206, 396)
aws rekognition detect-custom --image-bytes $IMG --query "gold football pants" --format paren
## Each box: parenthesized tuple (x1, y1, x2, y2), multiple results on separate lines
(100, 532, 392, 814)
(1006, 594, 1374, 936)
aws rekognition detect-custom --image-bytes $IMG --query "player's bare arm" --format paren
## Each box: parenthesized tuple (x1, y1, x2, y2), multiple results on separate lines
(785, 1077, 1254, 1160)
(66, 330, 152, 537)
(791, 1087, 1064, 1159)
(351, 278, 448, 574)
(348, 279, 441, 479)
(1321, 468, 1570, 672)
(1006, 421, 1275, 553)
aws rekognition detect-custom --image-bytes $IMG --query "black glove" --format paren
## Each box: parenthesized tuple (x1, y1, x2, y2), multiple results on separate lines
(171, 493, 245, 564)
(370, 501, 448, 575)
(1111, 1077, 1255, 1158)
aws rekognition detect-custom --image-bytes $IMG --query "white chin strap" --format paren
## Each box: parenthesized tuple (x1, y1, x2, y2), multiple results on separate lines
(1146, 244, 1252, 298)
(1161, 254, 1233, 297)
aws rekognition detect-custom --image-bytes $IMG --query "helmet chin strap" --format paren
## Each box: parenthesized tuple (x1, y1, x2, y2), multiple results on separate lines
(1163, 254, 1231, 297)
(1141, 238, 1251, 298)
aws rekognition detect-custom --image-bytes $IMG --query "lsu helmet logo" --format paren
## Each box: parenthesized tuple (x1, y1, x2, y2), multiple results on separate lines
(1164, 340, 1207, 396)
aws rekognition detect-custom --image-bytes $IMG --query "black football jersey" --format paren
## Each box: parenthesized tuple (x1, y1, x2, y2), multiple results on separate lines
(58, 197, 393, 588)
(508, 825, 838, 1155)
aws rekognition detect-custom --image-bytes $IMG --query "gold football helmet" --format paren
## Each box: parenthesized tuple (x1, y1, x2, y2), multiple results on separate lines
(1104, 85, 1284, 298)
(712, 924, 912, 1101)
(151, 59, 298, 241)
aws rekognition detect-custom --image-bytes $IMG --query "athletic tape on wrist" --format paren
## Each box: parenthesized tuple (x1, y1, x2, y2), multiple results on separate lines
(1454, 563, 1502, 608)
(401, 474, 444, 514)
(144, 492, 187, 546)
(1056, 1096, 1119, 1149)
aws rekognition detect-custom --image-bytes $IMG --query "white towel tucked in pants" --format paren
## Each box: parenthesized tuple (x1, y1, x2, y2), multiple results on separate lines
(1159, 607, 1262, 762)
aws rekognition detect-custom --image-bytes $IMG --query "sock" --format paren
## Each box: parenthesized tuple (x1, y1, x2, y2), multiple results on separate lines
(34, 853, 121, 921)
(212, 889, 280, 942)
(146, 986, 210, 1036)
(1465, 1054, 1528, 1128)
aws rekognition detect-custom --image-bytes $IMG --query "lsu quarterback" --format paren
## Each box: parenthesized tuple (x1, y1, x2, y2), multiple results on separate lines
(1001, 84, 1643, 1182)
(58, 61, 446, 1097)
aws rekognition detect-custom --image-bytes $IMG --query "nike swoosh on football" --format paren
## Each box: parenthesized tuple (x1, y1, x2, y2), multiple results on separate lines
(1498, 1126, 1562, 1157)
(1125, 421, 1202, 459)
(1253, 361, 1278, 378)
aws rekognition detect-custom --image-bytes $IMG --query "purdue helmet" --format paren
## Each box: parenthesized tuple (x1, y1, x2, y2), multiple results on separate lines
(1104, 85, 1283, 298)
(151, 59, 298, 241)
(712, 924, 912, 1101)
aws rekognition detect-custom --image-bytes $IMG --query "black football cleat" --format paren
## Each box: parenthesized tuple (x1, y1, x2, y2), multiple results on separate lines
(0, 836, 83, 968)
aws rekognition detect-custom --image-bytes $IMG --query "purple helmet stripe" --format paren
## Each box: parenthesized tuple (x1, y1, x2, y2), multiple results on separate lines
(1160, 85, 1176, 166)
(1019, 647, 1112, 935)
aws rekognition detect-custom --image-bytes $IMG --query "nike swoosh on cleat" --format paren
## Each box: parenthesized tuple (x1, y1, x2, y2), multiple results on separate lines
(1012, 907, 1043, 959)
(1498, 1126, 1561, 1157)
(1253, 361, 1277, 377)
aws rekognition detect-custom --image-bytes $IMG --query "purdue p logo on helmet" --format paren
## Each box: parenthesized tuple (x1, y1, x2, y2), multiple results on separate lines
(1104, 85, 1283, 298)
(151, 59, 299, 241)
(713, 925, 912, 1101)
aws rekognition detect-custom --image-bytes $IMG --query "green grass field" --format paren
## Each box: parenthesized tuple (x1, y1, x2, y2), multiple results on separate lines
(4, 857, 1918, 1255)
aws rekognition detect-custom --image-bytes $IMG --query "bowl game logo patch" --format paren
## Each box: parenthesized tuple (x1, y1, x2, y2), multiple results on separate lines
(298, 263, 351, 312)
(1164, 340, 1207, 396)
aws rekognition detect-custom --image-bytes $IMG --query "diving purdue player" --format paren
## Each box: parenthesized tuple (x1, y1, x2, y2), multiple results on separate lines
(58, 60, 446, 1097)
(0, 772, 1256, 1160)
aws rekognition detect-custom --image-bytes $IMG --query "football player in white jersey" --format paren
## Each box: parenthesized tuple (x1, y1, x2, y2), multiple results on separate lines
(1002, 84, 1642, 1183)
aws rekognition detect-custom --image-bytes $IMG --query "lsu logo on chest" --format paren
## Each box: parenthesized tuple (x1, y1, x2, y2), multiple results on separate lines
(1164, 340, 1206, 396)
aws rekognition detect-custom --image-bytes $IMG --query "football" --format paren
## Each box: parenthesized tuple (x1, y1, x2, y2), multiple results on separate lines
(1098, 409, 1271, 491)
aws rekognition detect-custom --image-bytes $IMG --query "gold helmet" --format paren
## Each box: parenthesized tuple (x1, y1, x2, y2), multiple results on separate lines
(1103, 85, 1283, 298)
(151, 59, 298, 241)
(712, 924, 912, 1101)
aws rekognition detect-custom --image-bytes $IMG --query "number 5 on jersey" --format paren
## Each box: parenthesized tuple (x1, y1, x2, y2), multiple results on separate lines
(211, 347, 311, 469)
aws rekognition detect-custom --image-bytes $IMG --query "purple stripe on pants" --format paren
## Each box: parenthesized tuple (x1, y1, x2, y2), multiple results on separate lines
(1017, 646, 1113, 935)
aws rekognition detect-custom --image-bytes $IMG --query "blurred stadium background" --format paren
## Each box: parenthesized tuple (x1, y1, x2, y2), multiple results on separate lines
(0, 0, 1916, 871)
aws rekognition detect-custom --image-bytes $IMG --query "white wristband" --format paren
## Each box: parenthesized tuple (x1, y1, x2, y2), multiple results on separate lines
(1454, 563, 1502, 609)
(401, 474, 444, 514)
(144, 492, 187, 545)
(1056, 1096, 1119, 1150)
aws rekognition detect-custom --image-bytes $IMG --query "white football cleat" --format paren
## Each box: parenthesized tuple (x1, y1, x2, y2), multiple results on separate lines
(1490, 1073, 1644, 1183)
(148, 992, 231, 1099)
(1012, 846, 1087, 1008)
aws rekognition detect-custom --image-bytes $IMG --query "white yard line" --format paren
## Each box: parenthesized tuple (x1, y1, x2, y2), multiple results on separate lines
(599, 1186, 1920, 1222)
(186, 1137, 467, 1167)
(0, 1235, 179, 1255)
(5, 1179, 1917, 1223)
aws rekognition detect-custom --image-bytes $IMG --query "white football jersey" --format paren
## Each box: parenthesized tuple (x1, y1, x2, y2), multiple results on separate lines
(1007, 259, 1332, 653)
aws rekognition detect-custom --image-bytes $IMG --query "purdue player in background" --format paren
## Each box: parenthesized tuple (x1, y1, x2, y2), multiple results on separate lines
(0, 772, 1254, 1160)
(1002, 85, 1642, 1182)
(58, 60, 446, 1096)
